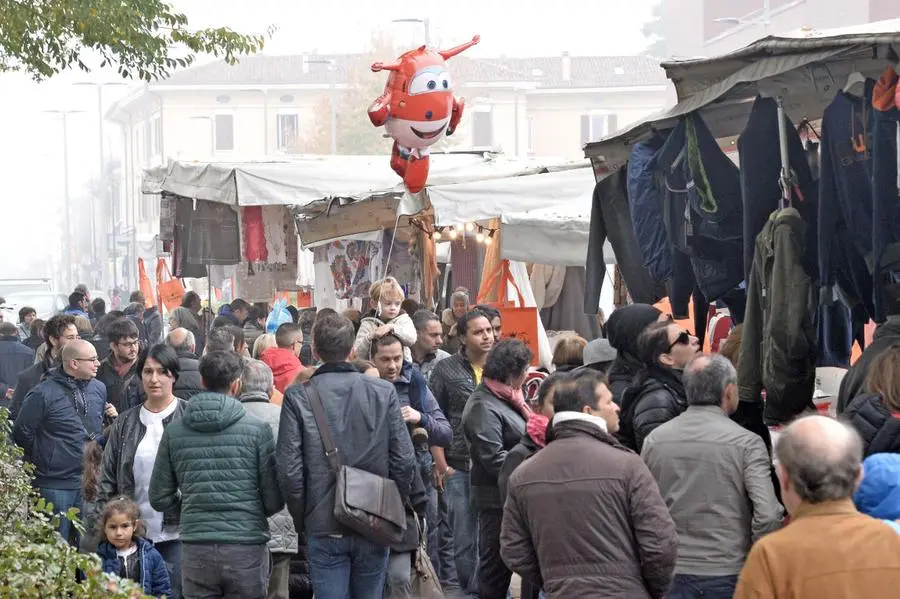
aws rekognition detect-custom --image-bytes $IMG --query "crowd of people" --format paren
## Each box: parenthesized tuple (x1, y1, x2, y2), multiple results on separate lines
(2, 277, 900, 599)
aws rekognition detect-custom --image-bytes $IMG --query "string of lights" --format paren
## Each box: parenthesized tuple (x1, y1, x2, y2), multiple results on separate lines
(408, 217, 497, 245)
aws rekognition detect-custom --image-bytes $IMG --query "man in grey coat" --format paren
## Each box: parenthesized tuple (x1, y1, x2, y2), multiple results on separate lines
(240, 359, 298, 599)
(643, 354, 783, 598)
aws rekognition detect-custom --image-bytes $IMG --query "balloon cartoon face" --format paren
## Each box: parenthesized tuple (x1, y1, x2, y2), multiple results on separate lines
(368, 35, 480, 193)
(384, 65, 455, 149)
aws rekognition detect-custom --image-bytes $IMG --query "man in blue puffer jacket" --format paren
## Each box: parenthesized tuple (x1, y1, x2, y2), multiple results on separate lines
(13, 339, 105, 544)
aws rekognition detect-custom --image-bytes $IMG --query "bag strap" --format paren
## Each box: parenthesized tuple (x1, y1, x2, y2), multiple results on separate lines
(304, 381, 342, 474)
(884, 519, 900, 534)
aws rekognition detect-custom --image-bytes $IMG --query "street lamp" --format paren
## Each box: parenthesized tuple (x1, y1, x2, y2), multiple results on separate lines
(73, 81, 126, 291)
(304, 58, 338, 155)
(392, 17, 431, 47)
(44, 109, 85, 291)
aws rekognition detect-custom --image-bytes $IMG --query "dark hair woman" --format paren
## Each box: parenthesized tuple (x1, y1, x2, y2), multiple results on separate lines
(845, 344, 900, 456)
(619, 321, 699, 453)
(98, 343, 186, 598)
(462, 339, 533, 598)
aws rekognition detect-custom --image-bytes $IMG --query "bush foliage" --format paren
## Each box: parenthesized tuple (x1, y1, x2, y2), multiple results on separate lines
(0, 408, 150, 598)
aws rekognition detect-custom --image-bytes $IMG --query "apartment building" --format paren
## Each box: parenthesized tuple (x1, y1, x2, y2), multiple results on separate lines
(664, 0, 899, 58)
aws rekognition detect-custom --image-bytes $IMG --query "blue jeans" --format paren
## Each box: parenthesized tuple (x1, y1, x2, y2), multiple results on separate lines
(38, 487, 82, 546)
(444, 469, 478, 595)
(156, 539, 182, 599)
(429, 485, 460, 589)
(307, 535, 389, 599)
(667, 574, 738, 599)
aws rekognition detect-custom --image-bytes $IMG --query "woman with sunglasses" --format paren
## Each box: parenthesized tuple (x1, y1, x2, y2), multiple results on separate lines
(620, 321, 700, 453)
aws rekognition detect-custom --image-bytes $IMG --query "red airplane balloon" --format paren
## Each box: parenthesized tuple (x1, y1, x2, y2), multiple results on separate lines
(368, 35, 480, 193)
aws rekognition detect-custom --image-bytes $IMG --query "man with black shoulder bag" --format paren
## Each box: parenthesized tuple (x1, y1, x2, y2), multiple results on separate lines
(277, 312, 418, 599)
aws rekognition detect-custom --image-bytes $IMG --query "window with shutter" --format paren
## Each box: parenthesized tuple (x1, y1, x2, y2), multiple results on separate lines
(472, 110, 493, 148)
(277, 114, 299, 150)
(214, 114, 234, 151)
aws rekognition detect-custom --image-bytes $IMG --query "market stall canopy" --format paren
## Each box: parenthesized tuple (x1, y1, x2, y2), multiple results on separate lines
(584, 19, 900, 180)
(291, 156, 587, 244)
(482, 167, 615, 267)
(142, 153, 582, 208)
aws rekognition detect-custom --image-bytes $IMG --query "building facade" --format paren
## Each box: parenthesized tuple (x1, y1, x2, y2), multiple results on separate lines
(664, 0, 899, 59)
(107, 51, 669, 253)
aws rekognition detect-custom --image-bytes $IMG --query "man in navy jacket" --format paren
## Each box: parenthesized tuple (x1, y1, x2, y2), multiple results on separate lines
(13, 339, 105, 544)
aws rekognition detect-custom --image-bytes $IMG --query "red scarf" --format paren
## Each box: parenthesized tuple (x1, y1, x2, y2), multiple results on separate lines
(527, 413, 550, 448)
(483, 377, 532, 421)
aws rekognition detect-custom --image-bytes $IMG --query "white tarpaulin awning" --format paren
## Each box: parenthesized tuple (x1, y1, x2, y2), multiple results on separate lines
(142, 153, 584, 209)
(425, 161, 587, 226)
(584, 19, 900, 178)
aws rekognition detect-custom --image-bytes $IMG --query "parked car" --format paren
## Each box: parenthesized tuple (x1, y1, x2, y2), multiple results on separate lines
(1, 292, 69, 321)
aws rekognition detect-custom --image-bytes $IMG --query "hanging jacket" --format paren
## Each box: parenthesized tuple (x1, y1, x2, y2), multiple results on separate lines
(584, 169, 666, 314)
(871, 68, 900, 321)
(627, 133, 673, 284)
(818, 82, 876, 301)
(738, 96, 818, 281)
(738, 208, 817, 425)
(655, 112, 744, 303)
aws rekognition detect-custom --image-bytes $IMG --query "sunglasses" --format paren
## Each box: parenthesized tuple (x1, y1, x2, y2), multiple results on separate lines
(666, 330, 691, 353)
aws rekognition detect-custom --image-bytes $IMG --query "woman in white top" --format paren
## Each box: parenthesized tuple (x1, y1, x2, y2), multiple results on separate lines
(99, 343, 187, 599)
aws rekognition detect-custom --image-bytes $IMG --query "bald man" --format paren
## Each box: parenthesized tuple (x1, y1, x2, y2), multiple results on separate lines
(734, 416, 900, 599)
(166, 327, 203, 399)
(13, 338, 106, 545)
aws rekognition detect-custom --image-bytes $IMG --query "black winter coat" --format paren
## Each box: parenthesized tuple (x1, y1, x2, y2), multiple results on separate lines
(620, 369, 687, 454)
(837, 316, 900, 415)
(498, 432, 540, 505)
(844, 394, 900, 456)
(276, 362, 417, 538)
(173, 352, 203, 400)
(0, 337, 35, 407)
(429, 352, 479, 471)
(461, 384, 527, 511)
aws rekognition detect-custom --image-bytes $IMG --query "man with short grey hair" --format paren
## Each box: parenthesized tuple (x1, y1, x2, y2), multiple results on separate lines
(166, 327, 203, 400)
(643, 354, 782, 598)
(734, 416, 900, 598)
(239, 359, 297, 599)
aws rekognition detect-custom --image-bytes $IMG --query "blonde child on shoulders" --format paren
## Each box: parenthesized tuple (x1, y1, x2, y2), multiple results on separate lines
(354, 277, 417, 361)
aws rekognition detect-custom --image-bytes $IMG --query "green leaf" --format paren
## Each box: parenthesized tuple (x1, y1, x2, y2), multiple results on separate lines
(0, 0, 271, 81)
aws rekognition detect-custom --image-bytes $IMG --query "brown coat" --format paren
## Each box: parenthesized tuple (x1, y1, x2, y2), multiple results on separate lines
(500, 417, 677, 598)
(734, 499, 900, 599)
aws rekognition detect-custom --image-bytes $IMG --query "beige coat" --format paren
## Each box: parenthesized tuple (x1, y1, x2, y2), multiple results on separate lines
(734, 499, 900, 598)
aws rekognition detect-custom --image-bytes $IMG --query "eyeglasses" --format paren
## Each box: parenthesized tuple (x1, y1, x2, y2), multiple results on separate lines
(666, 331, 691, 353)
(117, 340, 140, 348)
(73, 357, 100, 363)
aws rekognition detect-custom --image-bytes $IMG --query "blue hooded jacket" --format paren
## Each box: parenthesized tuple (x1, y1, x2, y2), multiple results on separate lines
(97, 536, 172, 598)
(854, 453, 900, 521)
